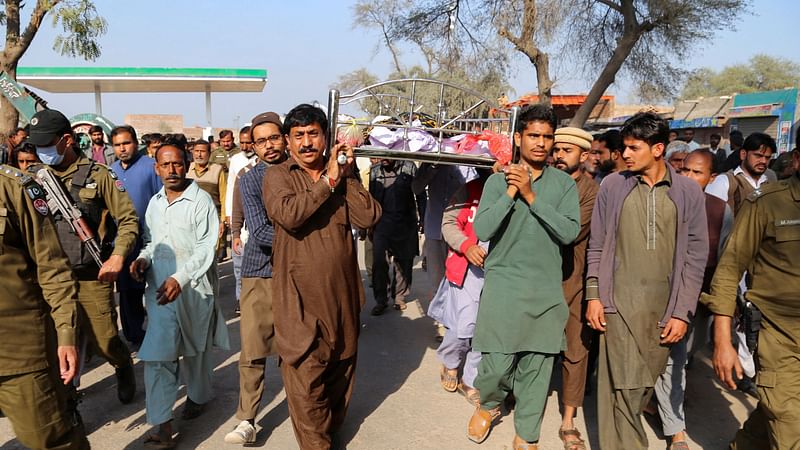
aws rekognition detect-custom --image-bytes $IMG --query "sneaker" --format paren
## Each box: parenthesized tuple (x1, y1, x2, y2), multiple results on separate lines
(224, 420, 256, 444)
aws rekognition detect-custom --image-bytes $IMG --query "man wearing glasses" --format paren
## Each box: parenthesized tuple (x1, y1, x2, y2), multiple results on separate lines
(224, 112, 287, 444)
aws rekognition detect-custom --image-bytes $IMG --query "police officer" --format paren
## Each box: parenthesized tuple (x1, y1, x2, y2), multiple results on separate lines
(28, 109, 140, 404)
(0, 164, 89, 449)
(701, 143, 800, 449)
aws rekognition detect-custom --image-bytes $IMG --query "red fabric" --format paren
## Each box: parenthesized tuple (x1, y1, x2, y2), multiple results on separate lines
(444, 179, 484, 287)
(455, 130, 512, 165)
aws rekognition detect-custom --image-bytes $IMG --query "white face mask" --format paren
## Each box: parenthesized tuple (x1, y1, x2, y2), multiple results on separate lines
(36, 137, 65, 166)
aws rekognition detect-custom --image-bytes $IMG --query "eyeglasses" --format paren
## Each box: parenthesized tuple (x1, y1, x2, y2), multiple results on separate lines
(254, 135, 283, 148)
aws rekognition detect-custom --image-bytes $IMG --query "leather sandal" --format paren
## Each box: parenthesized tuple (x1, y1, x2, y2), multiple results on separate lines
(440, 365, 458, 392)
(669, 441, 690, 450)
(513, 434, 538, 450)
(467, 406, 500, 443)
(458, 382, 480, 407)
(558, 428, 586, 450)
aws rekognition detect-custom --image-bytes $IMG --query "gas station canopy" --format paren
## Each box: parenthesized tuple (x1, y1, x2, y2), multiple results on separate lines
(16, 66, 268, 125)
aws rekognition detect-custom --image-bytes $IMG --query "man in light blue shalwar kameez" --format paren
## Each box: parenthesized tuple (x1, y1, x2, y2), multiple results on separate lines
(131, 144, 230, 447)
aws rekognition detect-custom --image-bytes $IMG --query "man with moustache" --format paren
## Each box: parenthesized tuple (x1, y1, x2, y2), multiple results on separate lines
(701, 140, 800, 449)
(466, 104, 580, 449)
(187, 139, 227, 259)
(646, 150, 733, 449)
(88, 125, 116, 165)
(110, 125, 163, 349)
(551, 127, 598, 450)
(224, 113, 287, 444)
(209, 129, 240, 169)
(591, 130, 625, 181)
(131, 144, 230, 447)
(263, 104, 381, 449)
(585, 112, 708, 450)
(707, 132, 777, 216)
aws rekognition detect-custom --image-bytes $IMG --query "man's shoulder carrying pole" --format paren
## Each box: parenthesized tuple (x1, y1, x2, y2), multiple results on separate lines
(35, 167, 103, 267)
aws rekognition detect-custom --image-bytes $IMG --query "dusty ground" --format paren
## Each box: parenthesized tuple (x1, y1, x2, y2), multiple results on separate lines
(1, 243, 756, 449)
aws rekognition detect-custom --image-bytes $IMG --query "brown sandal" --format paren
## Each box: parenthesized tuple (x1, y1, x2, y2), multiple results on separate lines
(458, 383, 480, 407)
(513, 434, 539, 450)
(669, 441, 690, 450)
(440, 365, 458, 392)
(559, 428, 586, 450)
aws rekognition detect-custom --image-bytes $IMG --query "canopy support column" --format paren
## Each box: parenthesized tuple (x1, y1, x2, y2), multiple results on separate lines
(205, 86, 212, 127)
(94, 83, 102, 115)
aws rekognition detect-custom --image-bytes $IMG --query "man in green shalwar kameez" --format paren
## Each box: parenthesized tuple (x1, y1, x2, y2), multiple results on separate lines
(466, 104, 581, 449)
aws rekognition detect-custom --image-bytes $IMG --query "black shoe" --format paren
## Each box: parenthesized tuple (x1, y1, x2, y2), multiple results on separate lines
(737, 376, 758, 398)
(371, 304, 388, 316)
(116, 364, 136, 404)
(181, 398, 205, 420)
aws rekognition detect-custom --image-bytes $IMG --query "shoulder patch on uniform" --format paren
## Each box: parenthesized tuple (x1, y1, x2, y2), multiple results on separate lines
(33, 198, 49, 215)
(114, 180, 126, 192)
(25, 184, 45, 200)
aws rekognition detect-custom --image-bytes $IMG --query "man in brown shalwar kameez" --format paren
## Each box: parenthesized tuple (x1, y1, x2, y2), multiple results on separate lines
(552, 127, 598, 449)
(263, 104, 382, 450)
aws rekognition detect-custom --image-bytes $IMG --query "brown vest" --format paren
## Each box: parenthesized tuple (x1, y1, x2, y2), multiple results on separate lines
(187, 163, 224, 211)
(703, 193, 727, 293)
(725, 169, 777, 216)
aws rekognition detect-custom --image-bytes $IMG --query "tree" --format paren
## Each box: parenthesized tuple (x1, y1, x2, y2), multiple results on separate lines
(352, 0, 749, 127)
(338, 1, 510, 118)
(567, 0, 748, 126)
(681, 54, 800, 99)
(0, 0, 107, 134)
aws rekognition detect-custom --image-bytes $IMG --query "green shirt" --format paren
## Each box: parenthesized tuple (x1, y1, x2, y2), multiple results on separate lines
(472, 167, 580, 354)
(606, 171, 676, 389)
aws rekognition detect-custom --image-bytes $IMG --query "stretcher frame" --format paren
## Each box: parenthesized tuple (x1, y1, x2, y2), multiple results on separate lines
(326, 78, 520, 168)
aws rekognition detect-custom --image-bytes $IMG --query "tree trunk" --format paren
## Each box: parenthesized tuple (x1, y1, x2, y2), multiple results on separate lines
(534, 52, 552, 107)
(569, 29, 642, 127)
(0, 63, 20, 137)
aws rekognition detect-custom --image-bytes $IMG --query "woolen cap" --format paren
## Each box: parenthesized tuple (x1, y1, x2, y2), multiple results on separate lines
(554, 127, 593, 151)
(28, 109, 72, 146)
(250, 112, 283, 130)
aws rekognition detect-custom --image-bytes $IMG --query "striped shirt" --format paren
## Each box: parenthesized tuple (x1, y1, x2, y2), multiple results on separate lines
(240, 161, 274, 278)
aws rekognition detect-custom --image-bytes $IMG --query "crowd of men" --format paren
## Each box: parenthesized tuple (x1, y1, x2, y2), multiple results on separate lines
(0, 102, 797, 450)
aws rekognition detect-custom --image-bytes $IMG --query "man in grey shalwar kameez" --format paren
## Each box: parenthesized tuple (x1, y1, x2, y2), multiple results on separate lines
(131, 144, 230, 447)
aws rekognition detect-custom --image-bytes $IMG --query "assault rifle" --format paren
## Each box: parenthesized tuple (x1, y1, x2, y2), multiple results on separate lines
(36, 168, 103, 267)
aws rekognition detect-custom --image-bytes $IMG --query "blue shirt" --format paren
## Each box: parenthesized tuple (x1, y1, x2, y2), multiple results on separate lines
(111, 153, 162, 220)
(111, 153, 162, 290)
(240, 161, 274, 278)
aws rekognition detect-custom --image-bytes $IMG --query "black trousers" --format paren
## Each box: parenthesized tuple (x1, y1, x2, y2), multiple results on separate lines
(118, 288, 146, 346)
(371, 231, 417, 306)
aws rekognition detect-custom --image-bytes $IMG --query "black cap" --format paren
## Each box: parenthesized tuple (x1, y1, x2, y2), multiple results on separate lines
(28, 109, 72, 146)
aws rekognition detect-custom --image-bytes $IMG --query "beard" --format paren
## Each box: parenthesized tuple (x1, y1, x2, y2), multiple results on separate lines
(556, 159, 581, 175)
(598, 159, 616, 173)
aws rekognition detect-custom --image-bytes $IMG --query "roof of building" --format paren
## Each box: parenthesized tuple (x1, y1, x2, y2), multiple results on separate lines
(17, 67, 268, 93)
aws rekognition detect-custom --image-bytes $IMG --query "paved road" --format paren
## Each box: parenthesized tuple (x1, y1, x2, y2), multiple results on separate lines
(1, 244, 756, 449)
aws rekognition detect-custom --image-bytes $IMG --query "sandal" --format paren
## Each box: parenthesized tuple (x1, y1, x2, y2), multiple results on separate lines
(393, 300, 407, 310)
(513, 435, 538, 450)
(144, 432, 176, 449)
(669, 441, 690, 450)
(559, 428, 586, 450)
(458, 383, 480, 407)
(440, 365, 458, 392)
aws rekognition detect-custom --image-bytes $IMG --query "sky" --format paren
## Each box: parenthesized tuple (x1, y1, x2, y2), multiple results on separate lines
(16, 0, 800, 130)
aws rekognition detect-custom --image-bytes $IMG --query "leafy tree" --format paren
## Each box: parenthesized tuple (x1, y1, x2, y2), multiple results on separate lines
(0, 0, 107, 134)
(681, 54, 800, 99)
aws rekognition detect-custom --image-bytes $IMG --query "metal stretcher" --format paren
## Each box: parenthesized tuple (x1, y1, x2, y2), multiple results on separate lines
(326, 78, 520, 168)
